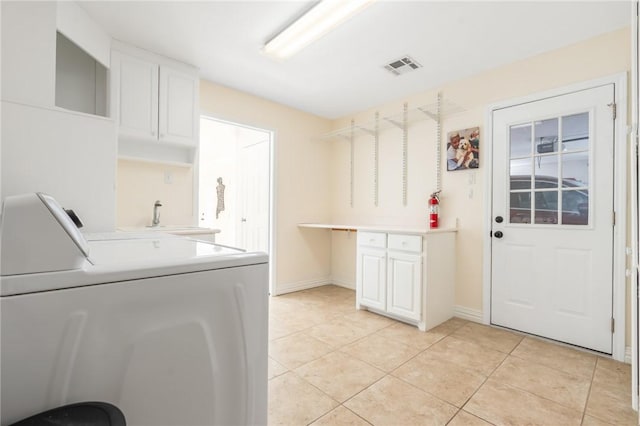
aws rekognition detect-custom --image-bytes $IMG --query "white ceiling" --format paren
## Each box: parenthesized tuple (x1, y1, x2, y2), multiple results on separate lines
(79, 1, 630, 119)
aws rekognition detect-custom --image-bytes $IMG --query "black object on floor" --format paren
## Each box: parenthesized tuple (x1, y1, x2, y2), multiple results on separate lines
(9, 402, 126, 426)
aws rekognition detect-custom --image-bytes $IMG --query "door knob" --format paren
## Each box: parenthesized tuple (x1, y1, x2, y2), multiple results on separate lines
(241, 218, 247, 222)
(494, 231, 504, 238)
(495, 216, 504, 223)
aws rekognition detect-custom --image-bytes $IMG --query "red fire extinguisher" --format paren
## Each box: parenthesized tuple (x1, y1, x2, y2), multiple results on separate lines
(429, 191, 441, 229)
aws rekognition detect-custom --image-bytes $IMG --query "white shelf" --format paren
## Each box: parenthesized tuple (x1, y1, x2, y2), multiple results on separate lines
(118, 137, 195, 166)
(315, 99, 464, 141)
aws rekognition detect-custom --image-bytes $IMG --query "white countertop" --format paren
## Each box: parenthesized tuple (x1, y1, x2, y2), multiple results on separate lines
(297, 223, 457, 235)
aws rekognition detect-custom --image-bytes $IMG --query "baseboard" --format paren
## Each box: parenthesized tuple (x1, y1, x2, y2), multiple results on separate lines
(273, 276, 332, 296)
(626, 346, 632, 364)
(453, 305, 484, 323)
(330, 277, 355, 290)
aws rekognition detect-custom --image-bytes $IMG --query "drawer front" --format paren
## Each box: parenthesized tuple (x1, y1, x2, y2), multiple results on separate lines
(357, 231, 387, 248)
(388, 233, 422, 253)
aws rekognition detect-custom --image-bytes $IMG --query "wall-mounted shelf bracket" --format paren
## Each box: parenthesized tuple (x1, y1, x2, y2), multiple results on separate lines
(383, 117, 404, 129)
(417, 107, 438, 121)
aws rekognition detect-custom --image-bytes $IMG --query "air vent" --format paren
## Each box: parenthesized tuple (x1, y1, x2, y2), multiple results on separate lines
(384, 55, 422, 76)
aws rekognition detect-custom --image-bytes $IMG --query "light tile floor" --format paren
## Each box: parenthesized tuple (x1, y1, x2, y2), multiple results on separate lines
(268, 285, 635, 426)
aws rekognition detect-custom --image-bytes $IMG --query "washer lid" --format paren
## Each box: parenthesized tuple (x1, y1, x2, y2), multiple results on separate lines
(1, 236, 268, 296)
(87, 237, 244, 268)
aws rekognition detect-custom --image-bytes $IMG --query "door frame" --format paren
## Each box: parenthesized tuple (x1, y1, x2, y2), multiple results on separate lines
(482, 73, 628, 361)
(196, 114, 277, 296)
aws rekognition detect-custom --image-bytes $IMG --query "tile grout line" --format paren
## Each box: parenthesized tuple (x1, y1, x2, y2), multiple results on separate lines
(579, 360, 598, 425)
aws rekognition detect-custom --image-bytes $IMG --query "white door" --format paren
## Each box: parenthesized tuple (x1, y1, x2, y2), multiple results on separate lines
(238, 140, 270, 253)
(387, 251, 421, 321)
(357, 248, 387, 311)
(491, 84, 615, 353)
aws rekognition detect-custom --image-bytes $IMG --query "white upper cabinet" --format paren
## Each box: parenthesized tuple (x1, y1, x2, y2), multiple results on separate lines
(113, 52, 159, 140)
(159, 66, 198, 145)
(111, 42, 199, 157)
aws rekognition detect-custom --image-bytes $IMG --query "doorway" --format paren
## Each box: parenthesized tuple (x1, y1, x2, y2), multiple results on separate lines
(485, 75, 627, 358)
(198, 117, 272, 255)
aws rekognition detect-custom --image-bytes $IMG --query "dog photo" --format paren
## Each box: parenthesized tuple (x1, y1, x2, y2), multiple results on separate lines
(447, 127, 480, 171)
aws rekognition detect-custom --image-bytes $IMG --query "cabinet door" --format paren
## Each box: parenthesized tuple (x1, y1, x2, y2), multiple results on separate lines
(387, 251, 422, 321)
(356, 247, 386, 311)
(113, 52, 158, 141)
(159, 66, 198, 146)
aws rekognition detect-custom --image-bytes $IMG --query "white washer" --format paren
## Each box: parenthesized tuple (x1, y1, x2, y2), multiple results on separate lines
(0, 193, 268, 426)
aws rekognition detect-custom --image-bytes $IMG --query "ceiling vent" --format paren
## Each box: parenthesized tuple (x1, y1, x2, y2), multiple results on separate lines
(384, 55, 422, 76)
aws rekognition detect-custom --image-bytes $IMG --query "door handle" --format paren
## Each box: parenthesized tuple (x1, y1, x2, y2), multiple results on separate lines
(495, 216, 504, 223)
(494, 231, 504, 239)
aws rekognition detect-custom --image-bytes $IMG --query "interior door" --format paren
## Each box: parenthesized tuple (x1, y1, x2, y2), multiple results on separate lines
(238, 140, 270, 253)
(491, 84, 615, 353)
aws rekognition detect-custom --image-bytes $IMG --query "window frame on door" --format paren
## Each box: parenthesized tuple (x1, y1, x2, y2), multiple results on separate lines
(483, 73, 628, 362)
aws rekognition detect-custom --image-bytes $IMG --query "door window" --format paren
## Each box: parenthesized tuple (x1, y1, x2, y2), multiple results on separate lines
(508, 112, 590, 225)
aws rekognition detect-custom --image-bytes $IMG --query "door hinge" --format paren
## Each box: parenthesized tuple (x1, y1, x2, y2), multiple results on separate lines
(608, 102, 617, 120)
(613, 211, 616, 226)
(611, 317, 615, 333)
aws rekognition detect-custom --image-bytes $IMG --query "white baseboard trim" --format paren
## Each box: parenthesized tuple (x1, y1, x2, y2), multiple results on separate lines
(273, 277, 331, 296)
(626, 346, 632, 364)
(453, 305, 484, 323)
(330, 277, 355, 290)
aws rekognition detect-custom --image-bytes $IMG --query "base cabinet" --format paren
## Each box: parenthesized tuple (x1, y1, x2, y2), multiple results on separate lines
(356, 231, 455, 331)
(357, 247, 387, 311)
(387, 251, 421, 321)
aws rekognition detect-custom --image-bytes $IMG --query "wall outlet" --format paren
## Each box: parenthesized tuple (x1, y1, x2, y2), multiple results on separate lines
(164, 171, 173, 184)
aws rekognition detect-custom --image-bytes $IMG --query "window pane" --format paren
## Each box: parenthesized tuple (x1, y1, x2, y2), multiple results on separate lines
(510, 192, 531, 224)
(534, 118, 559, 154)
(534, 191, 558, 224)
(510, 158, 531, 190)
(562, 189, 589, 225)
(534, 155, 559, 188)
(562, 112, 589, 151)
(510, 124, 531, 158)
(562, 152, 589, 187)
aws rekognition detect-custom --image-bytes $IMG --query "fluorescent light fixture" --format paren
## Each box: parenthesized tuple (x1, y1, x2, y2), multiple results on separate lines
(263, 0, 374, 59)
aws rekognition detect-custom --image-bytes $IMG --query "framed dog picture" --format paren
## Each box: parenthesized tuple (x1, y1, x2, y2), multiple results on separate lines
(447, 127, 480, 171)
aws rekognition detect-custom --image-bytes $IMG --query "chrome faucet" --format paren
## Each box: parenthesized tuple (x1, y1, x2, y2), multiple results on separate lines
(152, 200, 162, 226)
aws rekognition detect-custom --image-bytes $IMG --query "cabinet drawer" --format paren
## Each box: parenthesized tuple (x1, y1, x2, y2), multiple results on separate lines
(388, 234, 422, 253)
(357, 231, 387, 248)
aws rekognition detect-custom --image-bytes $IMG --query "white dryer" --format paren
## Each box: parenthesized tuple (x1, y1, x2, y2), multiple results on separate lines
(0, 193, 268, 426)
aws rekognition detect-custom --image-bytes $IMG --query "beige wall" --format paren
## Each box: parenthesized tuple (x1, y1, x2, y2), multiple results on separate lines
(117, 159, 194, 227)
(329, 28, 631, 321)
(200, 81, 334, 293)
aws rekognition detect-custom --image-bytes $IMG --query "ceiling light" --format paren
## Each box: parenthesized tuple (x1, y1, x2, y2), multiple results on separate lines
(263, 0, 374, 59)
